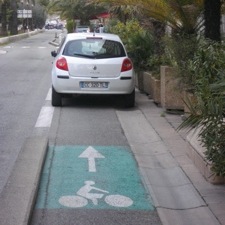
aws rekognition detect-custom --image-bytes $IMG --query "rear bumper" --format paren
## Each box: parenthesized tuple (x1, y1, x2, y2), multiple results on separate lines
(52, 75, 135, 95)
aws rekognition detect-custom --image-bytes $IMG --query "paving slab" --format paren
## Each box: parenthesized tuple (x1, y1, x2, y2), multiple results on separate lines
(157, 207, 220, 225)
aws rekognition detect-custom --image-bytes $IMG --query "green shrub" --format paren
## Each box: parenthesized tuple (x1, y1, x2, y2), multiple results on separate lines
(147, 53, 171, 78)
(163, 34, 199, 88)
(66, 20, 75, 33)
(128, 31, 155, 71)
(109, 20, 143, 49)
(179, 38, 225, 176)
(110, 20, 155, 71)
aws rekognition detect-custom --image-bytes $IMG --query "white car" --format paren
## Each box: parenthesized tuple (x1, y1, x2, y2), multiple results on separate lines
(51, 33, 135, 107)
(75, 25, 90, 33)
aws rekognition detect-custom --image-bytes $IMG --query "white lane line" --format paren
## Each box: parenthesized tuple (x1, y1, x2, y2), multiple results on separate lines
(46, 88, 52, 101)
(3, 46, 12, 49)
(35, 106, 54, 128)
(0, 50, 7, 54)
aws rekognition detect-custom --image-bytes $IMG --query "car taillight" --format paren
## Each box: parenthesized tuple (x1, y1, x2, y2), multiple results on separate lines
(56, 57, 68, 71)
(121, 58, 133, 72)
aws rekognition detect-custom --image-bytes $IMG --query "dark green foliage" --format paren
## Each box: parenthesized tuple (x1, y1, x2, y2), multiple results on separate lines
(66, 20, 75, 33)
(163, 34, 199, 88)
(128, 31, 155, 71)
(179, 39, 225, 176)
(109, 20, 155, 72)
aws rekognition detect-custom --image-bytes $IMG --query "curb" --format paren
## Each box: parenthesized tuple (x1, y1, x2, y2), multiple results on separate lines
(0, 137, 48, 225)
(0, 29, 44, 45)
(49, 39, 59, 46)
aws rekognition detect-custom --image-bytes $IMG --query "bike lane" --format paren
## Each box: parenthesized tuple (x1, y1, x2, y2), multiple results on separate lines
(31, 145, 162, 225)
(36, 145, 152, 210)
(30, 101, 162, 225)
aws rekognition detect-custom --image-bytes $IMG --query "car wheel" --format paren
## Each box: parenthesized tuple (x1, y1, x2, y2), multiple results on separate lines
(52, 86, 62, 106)
(123, 90, 135, 108)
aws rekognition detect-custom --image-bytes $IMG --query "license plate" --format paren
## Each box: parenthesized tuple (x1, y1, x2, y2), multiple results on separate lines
(80, 82, 108, 88)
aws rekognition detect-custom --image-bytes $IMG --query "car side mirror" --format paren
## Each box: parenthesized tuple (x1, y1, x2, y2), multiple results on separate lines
(51, 50, 57, 57)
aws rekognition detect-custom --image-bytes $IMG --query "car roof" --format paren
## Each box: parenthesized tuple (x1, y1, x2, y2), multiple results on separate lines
(65, 33, 122, 42)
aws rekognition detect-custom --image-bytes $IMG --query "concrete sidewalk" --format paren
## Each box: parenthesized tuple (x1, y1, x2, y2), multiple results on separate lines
(117, 90, 225, 225)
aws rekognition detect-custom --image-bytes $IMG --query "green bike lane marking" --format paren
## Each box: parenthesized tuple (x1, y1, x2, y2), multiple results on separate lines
(35, 145, 155, 210)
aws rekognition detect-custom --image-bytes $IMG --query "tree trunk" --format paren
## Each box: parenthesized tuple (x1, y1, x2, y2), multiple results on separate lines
(9, 0, 18, 35)
(152, 21, 165, 55)
(204, 0, 221, 41)
(0, 2, 8, 36)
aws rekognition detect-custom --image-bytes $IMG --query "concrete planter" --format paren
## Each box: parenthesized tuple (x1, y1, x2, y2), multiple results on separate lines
(187, 128, 225, 184)
(183, 89, 198, 115)
(160, 66, 184, 111)
(142, 72, 161, 105)
(135, 71, 144, 92)
(150, 74, 161, 105)
(143, 72, 151, 95)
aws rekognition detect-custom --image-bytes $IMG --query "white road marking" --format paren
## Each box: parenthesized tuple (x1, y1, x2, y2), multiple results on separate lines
(3, 46, 12, 49)
(79, 146, 105, 172)
(46, 88, 52, 101)
(35, 106, 54, 128)
(0, 50, 7, 54)
(38, 46, 46, 49)
(22, 46, 30, 48)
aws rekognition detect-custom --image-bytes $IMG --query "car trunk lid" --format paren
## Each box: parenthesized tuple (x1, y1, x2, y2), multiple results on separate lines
(66, 57, 124, 78)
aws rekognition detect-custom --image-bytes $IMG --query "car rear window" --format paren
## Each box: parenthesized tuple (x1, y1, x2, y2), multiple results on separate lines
(63, 39, 126, 59)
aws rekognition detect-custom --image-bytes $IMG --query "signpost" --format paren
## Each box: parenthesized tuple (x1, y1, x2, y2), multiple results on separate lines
(17, 9, 32, 30)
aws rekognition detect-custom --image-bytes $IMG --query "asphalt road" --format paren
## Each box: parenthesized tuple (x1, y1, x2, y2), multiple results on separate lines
(30, 95, 161, 225)
(0, 31, 55, 194)
(0, 30, 162, 225)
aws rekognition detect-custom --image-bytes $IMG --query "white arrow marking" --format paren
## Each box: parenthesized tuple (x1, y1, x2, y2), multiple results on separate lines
(79, 146, 105, 172)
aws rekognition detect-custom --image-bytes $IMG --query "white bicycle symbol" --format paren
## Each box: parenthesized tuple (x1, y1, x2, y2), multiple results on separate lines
(59, 180, 133, 208)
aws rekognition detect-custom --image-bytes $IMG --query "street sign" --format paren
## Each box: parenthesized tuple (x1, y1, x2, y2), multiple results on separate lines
(17, 9, 32, 18)
(35, 145, 155, 211)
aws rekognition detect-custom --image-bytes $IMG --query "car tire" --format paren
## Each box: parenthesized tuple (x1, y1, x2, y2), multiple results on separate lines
(52, 86, 62, 106)
(123, 90, 135, 108)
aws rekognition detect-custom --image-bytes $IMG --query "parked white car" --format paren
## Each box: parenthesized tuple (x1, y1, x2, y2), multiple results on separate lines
(51, 32, 135, 107)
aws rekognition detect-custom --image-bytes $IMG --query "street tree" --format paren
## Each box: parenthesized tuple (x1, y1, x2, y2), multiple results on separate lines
(48, 0, 105, 24)
(90, 0, 204, 35)
(0, 0, 8, 35)
(9, 0, 18, 35)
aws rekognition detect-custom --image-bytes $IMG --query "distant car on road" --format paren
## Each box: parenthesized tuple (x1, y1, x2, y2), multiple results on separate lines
(56, 23, 63, 29)
(74, 25, 90, 33)
(51, 32, 135, 107)
(45, 24, 55, 29)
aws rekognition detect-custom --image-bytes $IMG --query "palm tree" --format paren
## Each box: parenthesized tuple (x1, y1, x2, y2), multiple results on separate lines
(90, 0, 204, 35)
(107, 4, 140, 23)
(48, 0, 105, 24)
